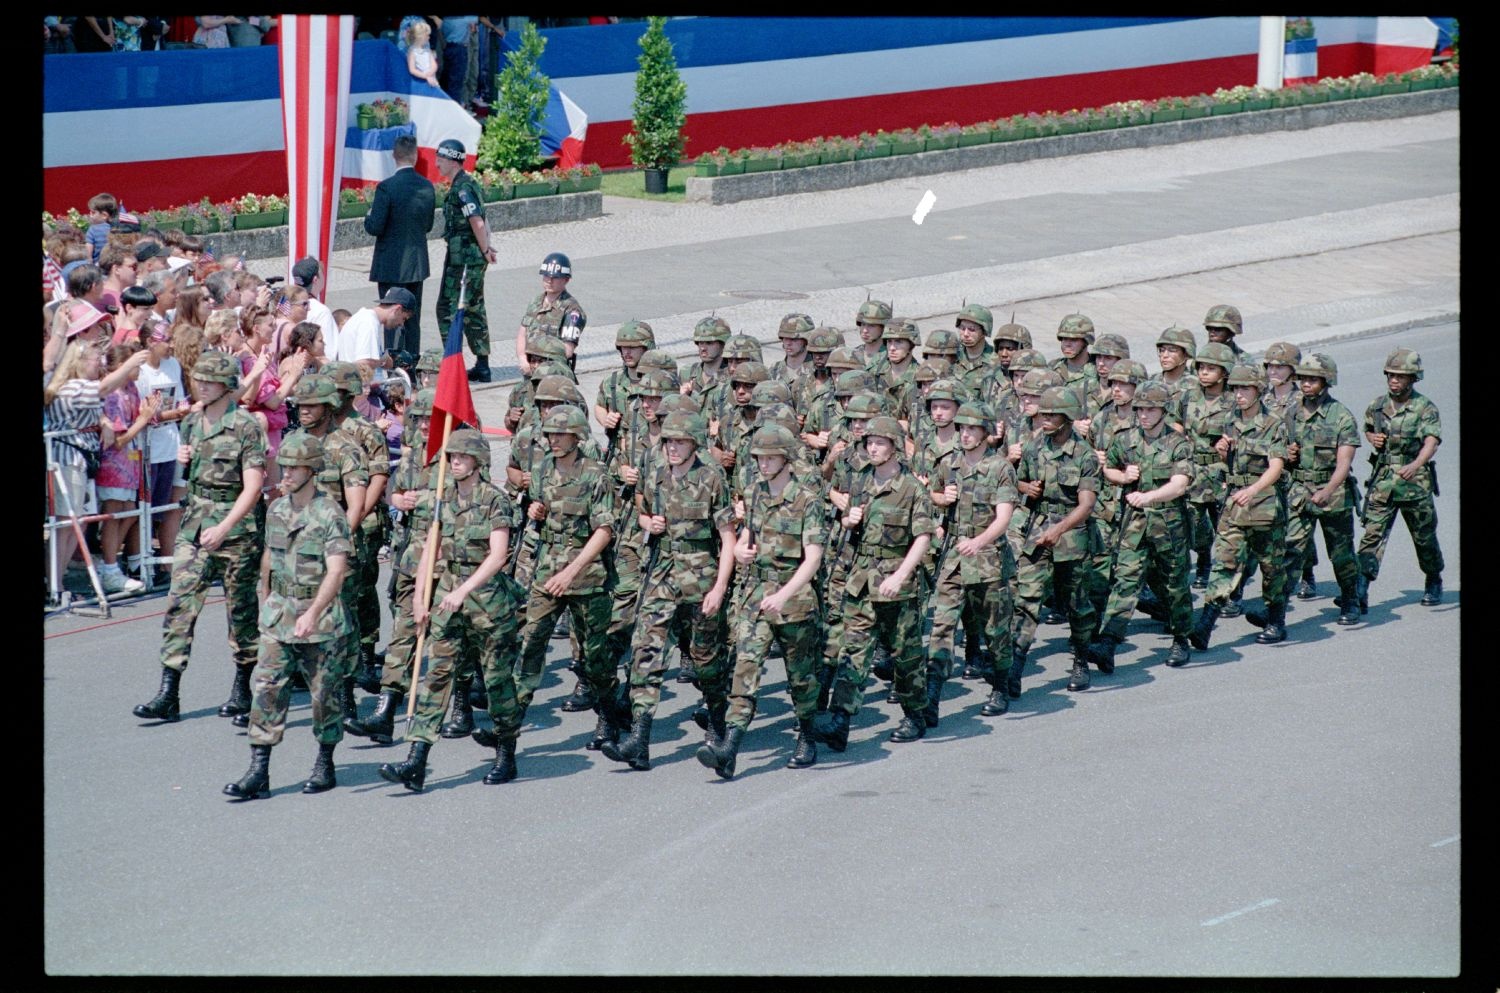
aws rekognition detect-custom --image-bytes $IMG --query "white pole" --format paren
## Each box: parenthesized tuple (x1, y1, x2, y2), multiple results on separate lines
(1258, 16, 1287, 90)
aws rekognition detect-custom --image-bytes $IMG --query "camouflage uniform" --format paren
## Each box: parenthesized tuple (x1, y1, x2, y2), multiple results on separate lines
(953, 342, 999, 399)
(378, 403, 439, 695)
(1358, 350, 1444, 590)
(434, 167, 489, 357)
(520, 289, 586, 354)
(325, 363, 392, 665)
(604, 370, 673, 668)
(1283, 357, 1361, 616)
(1204, 390, 1289, 610)
(1180, 344, 1236, 582)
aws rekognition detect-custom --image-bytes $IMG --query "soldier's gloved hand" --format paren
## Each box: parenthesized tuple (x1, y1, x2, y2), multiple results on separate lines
(528, 502, 548, 521)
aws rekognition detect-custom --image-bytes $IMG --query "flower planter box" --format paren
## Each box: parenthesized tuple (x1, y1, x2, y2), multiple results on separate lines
(1245, 98, 1273, 111)
(577, 174, 602, 191)
(338, 200, 371, 218)
(155, 217, 185, 233)
(1380, 81, 1411, 95)
(481, 184, 512, 202)
(1355, 84, 1380, 98)
(1055, 122, 1085, 135)
(957, 131, 991, 146)
(854, 144, 892, 160)
(1181, 105, 1210, 119)
(991, 128, 1026, 142)
(695, 162, 720, 177)
(1210, 101, 1243, 115)
(195, 215, 222, 233)
(556, 176, 597, 193)
(1409, 78, 1439, 92)
(1299, 89, 1329, 104)
(923, 135, 958, 151)
(783, 153, 819, 169)
(1437, 73, 1459, 88)
(233, 209, 287, 230)
(720, 159, 747, 175)
(1086, 117, 1118, 131)
(889, 140, 924, 156)
(1151, 108, 1185, 123)
(512, 181, 557, 198)
(819, 149, 854, 164)
(744, 156, 781, 172)
(1325, 87, 1354, 101)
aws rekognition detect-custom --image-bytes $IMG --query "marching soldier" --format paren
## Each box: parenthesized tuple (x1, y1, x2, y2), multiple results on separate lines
(922, 328, 960, 378)
(134, 352, 267, 725)
(1190, 364, 1289, 649)
(991, 317, 1032, 372)
(1356, 347, 1444, 611)
(682, 316, 731, 406)
(505, 335, 571, 433)
(1052, 313, 1099, 398)
(792, 325, 842, 423)
(853, 299, 893, 377)
(1181, 342, 1237, 591)
(881, 318, 923, 416)
(1260, 341, 1319, 600)
(952, 304, 998, 398)
(224, 433, 352, 799)
(595, 319, 654, 441)
(1085, 334, 1131, 421)
(430, 138, 498, 383)
(1155, 325, 1199, 419)
(1086, 359, 1148, 618)
(770, 313, 815, 387)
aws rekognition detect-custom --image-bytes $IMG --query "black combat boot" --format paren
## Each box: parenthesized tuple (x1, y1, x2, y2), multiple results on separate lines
(466, 671, 487, 709)
(354, 643, 382, 694)
(1356, 574, 1370, 614)
(1164, 636, 1192, 667)
(1220, 588, 1245, 619)
(339, 678, 358, 729)
(601, 712, 652, 770)
(1421, 574, 1443, 606)
(885, 682, 900, 705)
(379, 740, 431, 792)
(218, 663, 254, 718)
(133, 666, 182, 722)
(961, 637, 982, 680)
(224, 743, 272, 799)
(1244, 604, 1270, 628)
(872, 643, 895, 681)
(439, 685, 474, 738)
(1137, 586, 1169, 622)
(1254, 602, 1287, 645)
(1086, 634, 1119, 675)
(551, 610, 571, 640)
(586, 709, 616, 751)
(811, 708, 850, 752)
(697, 724, 745, 779)
(559, 662, 596, 712)
(1189, 604, 1221, 651)
(676, 659, 698, 684)
(466, 355, 491, 383)
(787, 720, 817, 768)
(302, 741, 337, 793)
(1006, 648, 1027, 700)
(483, 738, 518, 784)
(1066, 651, 1091, 692)
(704, 701, 728, 748)
(231, 712, 250, 728)
(1296, 566, 1318, 600)
(888, 706, 926, 743)
(1192, 552, 1211, 589)
(345, 690, 403, 743)
(980, 672, 1009, 716)
(921, 673, 944, 729)
(1336, 584, 1361, 626)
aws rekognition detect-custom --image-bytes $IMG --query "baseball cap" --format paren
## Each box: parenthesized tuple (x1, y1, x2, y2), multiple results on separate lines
(377, 287, 417, 311)
(291, 256, 321, 288)
(134, 242, 166, 263)
(166, 256, 192, 273)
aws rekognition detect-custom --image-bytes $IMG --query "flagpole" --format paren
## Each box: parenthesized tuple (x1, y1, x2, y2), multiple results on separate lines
(404, 410, 454, 735)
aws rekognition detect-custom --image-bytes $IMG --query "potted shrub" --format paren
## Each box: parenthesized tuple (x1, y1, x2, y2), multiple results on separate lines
(232, 192, 287, 230)
(958, 120, 993, 145)
(924, 122, 961, 151)
(370, 99, 392, 129)
(1210, 86, 1251, 115)
(389, 97, 409, 126)
(478, 21, 549, 175)
(622, 16, 687, 195)
(338, 186, 372, 217)
(151, 206, 185, 233)
(355, 101, 376, 130)
(781, 140, 821, 169)
(1244, 86, 1275, 111)
(885, 128, 923, 155)
(186, 197, 226, 233)
(575, 162, 603, 191)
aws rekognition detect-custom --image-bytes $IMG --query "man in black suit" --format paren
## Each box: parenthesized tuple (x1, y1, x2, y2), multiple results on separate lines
(365, 134, 436, 354)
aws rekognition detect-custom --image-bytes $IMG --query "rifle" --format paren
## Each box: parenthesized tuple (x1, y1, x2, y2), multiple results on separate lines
(633, 464, 665, 616)
(921, 474, 959, 633)
(829, 462, 868, 564)
(506, 445, 542, 579)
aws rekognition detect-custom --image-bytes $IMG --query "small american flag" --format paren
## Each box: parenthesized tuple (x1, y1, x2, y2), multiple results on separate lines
(275, 295, 292, 318)
(42, 251, 65, 301)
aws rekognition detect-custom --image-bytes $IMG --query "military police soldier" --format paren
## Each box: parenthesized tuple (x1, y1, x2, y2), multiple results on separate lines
(431, 138, 499, 383)
(224, 433, 353, 799)
(1356, 347, 1444, 611)
(134, 352, 268, 725)
(515, 252, 587, 375)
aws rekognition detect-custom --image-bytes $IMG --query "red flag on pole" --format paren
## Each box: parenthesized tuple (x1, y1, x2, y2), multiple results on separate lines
(427, 285, 481, 465)
(278, 15, 354, 301)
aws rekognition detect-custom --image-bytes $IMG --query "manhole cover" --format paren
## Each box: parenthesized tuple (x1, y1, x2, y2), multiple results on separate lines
(722, 289, 810, 301)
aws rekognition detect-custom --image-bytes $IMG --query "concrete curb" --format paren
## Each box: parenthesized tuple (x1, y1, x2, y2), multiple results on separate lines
(686, 88, 1459, 206)
(199, 191, 604, 261)
(1281, 307, 1460, 351)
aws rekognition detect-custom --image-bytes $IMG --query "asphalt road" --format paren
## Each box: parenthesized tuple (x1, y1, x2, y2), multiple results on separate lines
(43, 322, 1460, 978)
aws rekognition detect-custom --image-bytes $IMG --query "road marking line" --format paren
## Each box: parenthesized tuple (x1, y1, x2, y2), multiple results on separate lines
(912, 190, 936, 225)
(1202, 898, 1280, 927)
(1430, 835, 1459, 848)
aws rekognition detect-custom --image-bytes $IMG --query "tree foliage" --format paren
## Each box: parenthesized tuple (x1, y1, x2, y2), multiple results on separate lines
(622, 17, 687, 169)
(478, 22, 549, 172)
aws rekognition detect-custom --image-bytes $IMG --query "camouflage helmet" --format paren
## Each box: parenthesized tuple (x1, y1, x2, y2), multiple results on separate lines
(659, 393, 701, 417)
(276, 431, 324, 468)
(637, 349, 678, 376)
(1203, 303, 1243, 336)
(1262, 341, 1302, 367)
(1226, 363, 1267, 390)
(693, 316, 731, 343)
(1382, 347, 1423, 381)
(1132, 382, 1171, 409)
(755, 402, 800, 435)
(777, 313, 815, 340)
(659, 411, 708, 447)
(808, 326, 843, 352)
(525, 333, 568, 362)
(1019, 368, 1065, 395)
(913, 363, 939, 384)
(952, 400, 995, 430)
(535, 375, 585, 405)
(749, 424, 800, 459)
(729, 360, 769, 386)
(955, 304, 994, 336)
(750, 380, 793, 408)
(723, 335, 764, 362)
(925, 378, 965, 405)
(1008, 349, 1050, 374)
(863, 415, 905, 446)
(407, 388, 436, 418)
(1295, 353, 1339, 386)
(1036, 386, 1083, 419)
(1089, 333, 1131, 359)
(615, 319, 656, 349)
(541, 405, 591, 439)
(882, 318, 921, 343)
(993, 321, 1032, 349)
(191, 351, 240, 388)
(322, 361, 364, 398)
(1156, 324, 1198, 358)
(415, 349, 443, 374)
(1056, 313, 1096, 342)
(1195, 342, 1237, 372)
(291, 373, 338, 406)
(1106, 359, 1148, 385)
(923, 329, 961, 357)
(826, 348, 862, 372)
(530, 359, 572, 383)
(856, 299, 893, 325)
(834, 369, 878, 396)
(446, 429, 492, 461)
(842, 393, 885, 420)
(629, 368, 676, 398)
